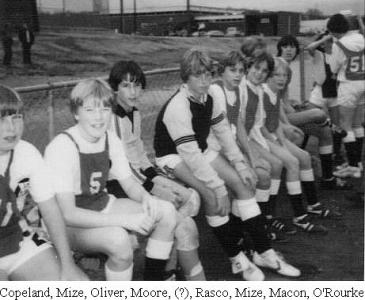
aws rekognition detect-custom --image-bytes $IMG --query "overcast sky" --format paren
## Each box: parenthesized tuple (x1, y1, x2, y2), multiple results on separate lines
(38, 0, 364, 15)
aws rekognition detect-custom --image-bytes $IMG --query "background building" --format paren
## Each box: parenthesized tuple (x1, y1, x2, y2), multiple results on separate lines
(36, 0, 300, 36)
(245, 11, 300, 36)
(0, 0, 39, 31)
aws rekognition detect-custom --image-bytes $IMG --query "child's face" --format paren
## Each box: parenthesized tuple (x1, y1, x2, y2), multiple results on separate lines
(246, 60, 270, 86)
(268, 66, 288, 92)
(222, 62, 245, 90)
(75, 97, 112, 143)
(116, 74, 142, 111)
(280, 44, 297, 62)
(0, 113, 23, 154)
(187, 70, 212, 98)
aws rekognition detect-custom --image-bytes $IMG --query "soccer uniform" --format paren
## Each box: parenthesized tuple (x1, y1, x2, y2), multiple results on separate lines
(328, 31, 365, 108)
(154, 84, 245, 199)
(108, 104, 201, 218)
(108, 105, 159, 192)
(45, 126, 132, 212)
(239, 78, 269, 150)
(262, 84, 281, 136)
(309, 51, 338, 108)
(207, 80, 242, 152)
(0, 140, 53, 274)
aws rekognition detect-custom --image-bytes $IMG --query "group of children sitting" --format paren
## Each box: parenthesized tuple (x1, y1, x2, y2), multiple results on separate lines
(0, 12, 363, 281)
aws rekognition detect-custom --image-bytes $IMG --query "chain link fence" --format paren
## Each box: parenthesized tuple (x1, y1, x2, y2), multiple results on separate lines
(15, 68, 181, 155)
(15, 51, 311, 157)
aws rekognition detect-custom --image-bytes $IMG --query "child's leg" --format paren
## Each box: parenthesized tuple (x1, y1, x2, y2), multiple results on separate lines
(173, 160, 264, 281)
(210, 154, 300, 277)
(339, 105, 358, 167)
(287, 108, 328, 127)
(67, 226, 133, 281)
(284, 139, 341, 218)
(210, 154, 271, 255)
(267, 141, 308, 219)
(282, 139, 318, 205)
(9, 238, 60, 280)
(353, 105, 364, 168)
(254, 159, 271, 212)
(138, 199, 176, 281)
(249, 141, 283, 219)
(328, 105, 340, 128)
(327, 103, 347, 165)
(175, 214, 205, 280)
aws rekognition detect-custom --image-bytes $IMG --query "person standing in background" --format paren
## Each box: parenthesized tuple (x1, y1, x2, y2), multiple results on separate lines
(18, 23, 34, 65)
(1, 23, 13, 67)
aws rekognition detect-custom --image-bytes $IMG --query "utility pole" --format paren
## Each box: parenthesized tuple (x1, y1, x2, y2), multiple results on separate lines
(62, 0, 66, 14)
(187, 0, 192, 34)
(133, 0, 137, 33)
(120, 0, 124, 33)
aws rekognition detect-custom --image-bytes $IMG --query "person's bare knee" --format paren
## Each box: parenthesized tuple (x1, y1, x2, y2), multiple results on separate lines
(104, 227, 133, 265)
(175, 217, 199, 252)
(271, 157, 283, 178)
(156, 200, 177, 232)
(297, 150, 312, 170)
(256, 168, 271, 190)
(283, 155, 299, 175)
(312, 108, 327, 124)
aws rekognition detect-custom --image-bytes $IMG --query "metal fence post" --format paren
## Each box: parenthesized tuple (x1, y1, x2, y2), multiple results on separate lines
(47, 86, 55, 142)
(299, 47, 306, 103)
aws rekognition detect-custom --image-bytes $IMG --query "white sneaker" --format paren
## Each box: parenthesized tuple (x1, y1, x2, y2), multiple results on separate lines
(333, 165, 361, 178)
(230, 251, 265, 281)
(253, 249, 301, 277)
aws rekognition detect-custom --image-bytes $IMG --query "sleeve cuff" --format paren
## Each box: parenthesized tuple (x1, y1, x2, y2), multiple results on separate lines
(142, 167, 158, 180)
(142, 179, 154, 192)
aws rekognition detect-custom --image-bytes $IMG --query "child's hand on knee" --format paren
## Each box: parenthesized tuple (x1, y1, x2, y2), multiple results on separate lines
(124, 213, 154, 235)
(151, 183, 180, 208)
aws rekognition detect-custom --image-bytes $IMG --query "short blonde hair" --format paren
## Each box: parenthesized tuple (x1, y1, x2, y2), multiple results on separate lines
(69, 78, 114, 114)
(180, 48, 212, 82)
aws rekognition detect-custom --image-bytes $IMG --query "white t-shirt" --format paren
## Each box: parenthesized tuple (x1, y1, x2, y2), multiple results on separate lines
(0, 140, 53, 204)
(44, 125, 132, 195)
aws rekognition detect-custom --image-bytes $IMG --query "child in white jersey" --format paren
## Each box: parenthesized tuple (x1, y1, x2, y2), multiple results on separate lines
(0, 85, 87, 280)
(326, 13, 365, 179)
(45, 79, 176, 281)
(262, 58, 341, 233)
(304, 32, 353, 188)
(207, 51, 287, 241)
(277, 35, 345, 189)
(107, 60, 205, 280)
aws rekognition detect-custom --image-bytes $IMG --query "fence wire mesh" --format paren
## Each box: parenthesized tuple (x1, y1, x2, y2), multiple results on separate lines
(17, 69, 181, 154)
(16, 54, 312, 157)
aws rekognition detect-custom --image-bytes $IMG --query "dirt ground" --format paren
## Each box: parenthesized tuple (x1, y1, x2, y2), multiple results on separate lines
(0, 30, 363, 281)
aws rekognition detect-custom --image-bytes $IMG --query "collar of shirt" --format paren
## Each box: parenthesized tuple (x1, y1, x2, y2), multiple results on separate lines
(181, 84, 208, 104)
(263, 83, 277, 105)
(114, 104, 137, 122)
(246, 79, 262, 95)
